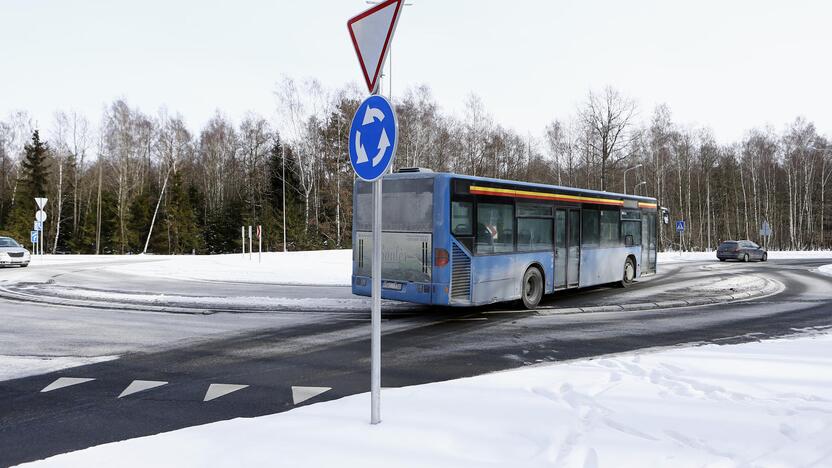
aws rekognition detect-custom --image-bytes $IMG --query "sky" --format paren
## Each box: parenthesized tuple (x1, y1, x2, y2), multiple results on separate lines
(1, 0, 830, 144)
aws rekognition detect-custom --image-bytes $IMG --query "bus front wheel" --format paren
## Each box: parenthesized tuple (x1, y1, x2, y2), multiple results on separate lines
(522, 267, 544, 309)
(619, 258, 636, 288)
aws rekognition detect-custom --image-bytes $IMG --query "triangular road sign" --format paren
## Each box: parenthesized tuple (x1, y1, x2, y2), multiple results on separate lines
(35, 197, 47, 210)
(347, 0, 404, 94)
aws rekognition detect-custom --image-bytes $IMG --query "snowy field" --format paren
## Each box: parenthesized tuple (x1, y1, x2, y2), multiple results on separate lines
(19, 249, 832, 288)
(658, 250, 832, 264)
(23, 331, 832, 468)
(24, 251, 354, 286)
(0, 355, 117, 382)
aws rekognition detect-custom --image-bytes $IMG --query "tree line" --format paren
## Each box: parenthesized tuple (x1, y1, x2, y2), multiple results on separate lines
(0, 79, 829, 254)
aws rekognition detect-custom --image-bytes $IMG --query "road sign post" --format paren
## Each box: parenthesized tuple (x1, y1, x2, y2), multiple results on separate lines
(257, 225, 262, 264)
(760, 221, 772, 249)
(676, 220, 685, 254)
(347, 0, 403, 426)
(248, 226, 253, 261)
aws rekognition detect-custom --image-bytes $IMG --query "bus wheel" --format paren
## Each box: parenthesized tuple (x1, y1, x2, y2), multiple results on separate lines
(522, 267, 544, 309)
(619, 258, 636, 288)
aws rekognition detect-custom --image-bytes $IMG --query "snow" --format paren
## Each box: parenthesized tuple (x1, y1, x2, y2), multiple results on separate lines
(0, 355, 117, 382)
(817, 264, 832, 278)
(22, 331, 832, 468)
(25, 285, 385, 311)
(658, 250, 832, 264)
(103, 251, 353, 286)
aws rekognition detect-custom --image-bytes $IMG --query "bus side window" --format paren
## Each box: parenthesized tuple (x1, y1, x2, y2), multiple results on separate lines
(622, 220, 641, 247)
(476, 203, 514, 254)
(452, 201, 473, 236)
(600, 209, 620, 247)
(581, 208, 600, 247)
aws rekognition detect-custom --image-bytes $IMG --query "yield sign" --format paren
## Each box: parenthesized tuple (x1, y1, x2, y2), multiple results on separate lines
(35, 197, 47, 210)
(347, 0, 404, 94)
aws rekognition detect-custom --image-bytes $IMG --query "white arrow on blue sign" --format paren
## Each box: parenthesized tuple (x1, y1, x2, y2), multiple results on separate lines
(31, 231, 39, 244)
(676, 220, 685, 232)
(349, 94, 398, 182)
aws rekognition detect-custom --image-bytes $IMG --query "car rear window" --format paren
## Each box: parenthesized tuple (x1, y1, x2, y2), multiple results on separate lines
(719, 242, 738, 249)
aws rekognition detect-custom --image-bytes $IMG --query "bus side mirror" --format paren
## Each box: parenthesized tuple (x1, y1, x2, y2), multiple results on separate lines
(661, 208, 670, 225)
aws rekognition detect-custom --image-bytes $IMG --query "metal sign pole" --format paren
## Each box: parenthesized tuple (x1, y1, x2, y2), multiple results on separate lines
(242, 226, 246, 258)
(258, 225, 262, 264)
(249, 226, 253, 261)
(371, 174, 382, 425)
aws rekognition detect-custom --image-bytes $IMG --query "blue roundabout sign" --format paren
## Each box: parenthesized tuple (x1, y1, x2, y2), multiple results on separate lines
(349, 95, 398, 182)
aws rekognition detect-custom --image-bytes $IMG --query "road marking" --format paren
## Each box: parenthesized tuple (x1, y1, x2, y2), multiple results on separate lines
(41, 377, 95, 393)
(204, 383, 249, 402)
(292, 386, 331, 405)
(118, 380, 168, 398)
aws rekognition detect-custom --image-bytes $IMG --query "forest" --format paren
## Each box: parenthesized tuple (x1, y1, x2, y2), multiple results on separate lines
(0, 77, 829, 254)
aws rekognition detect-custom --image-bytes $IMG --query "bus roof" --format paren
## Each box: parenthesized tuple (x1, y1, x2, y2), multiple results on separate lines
(383, 171, 657, 204)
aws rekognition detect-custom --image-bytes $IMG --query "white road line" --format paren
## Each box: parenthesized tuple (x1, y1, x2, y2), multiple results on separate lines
(291, 386, 331, 405)
(118, 380, 168, 398)
(203, 383, 249, 402)
(40, 377, 95, 393)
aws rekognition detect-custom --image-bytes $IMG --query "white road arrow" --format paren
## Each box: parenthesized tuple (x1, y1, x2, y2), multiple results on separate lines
(372, 128, 390, 167)
(362, 106, 385, 125)
(355, 130, 369, 164)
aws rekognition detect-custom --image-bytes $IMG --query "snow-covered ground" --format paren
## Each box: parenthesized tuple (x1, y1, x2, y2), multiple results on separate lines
(0, 355, 117, 382)
(101, 251, 353, 286)
(23, 331, 832, 468)
(657, 250, 832, 264)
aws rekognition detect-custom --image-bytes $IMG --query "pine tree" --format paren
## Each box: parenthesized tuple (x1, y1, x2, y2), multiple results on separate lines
(2, 131, 51, 242)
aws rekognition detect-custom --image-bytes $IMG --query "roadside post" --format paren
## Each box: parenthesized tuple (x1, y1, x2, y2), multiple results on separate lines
(248, 226, 253, 261)
(347, 0, 404, 425)
(242, 226, 246, 259)
(257, 225, 262, 264)
(676, 220, 685, 255)
(35, 198, 47, 258)
(30, 230, 38, 255)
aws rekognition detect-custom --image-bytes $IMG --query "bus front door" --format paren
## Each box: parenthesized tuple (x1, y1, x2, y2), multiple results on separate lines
(555, 208, 580, 288)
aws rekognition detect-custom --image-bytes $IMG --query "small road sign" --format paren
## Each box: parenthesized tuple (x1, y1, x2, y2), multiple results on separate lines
(676, 220, 685, 232)
(34, 221, 43, 232)
(35, 197, 48, 210)
(349, 95, 398, 182)
(36, 210, 47, 223)
(31, 231, 39, 244)
(347, 0, 404, 94)
(760, 221, 772, 237)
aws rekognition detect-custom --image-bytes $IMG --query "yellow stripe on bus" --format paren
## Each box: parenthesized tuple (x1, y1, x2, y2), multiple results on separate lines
(469, 185, 625, 206)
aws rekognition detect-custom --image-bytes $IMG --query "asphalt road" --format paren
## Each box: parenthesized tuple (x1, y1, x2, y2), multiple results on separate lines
(1, 257, 831, 466)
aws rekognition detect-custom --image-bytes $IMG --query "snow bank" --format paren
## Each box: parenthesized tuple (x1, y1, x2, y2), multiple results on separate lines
(24, 332, 832, 468)
(1, 355, 117, 382)
(103, 251, 353, 286)
(658, 250, 832, 264)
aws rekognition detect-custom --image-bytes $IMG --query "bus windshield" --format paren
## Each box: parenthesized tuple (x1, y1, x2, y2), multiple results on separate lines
(355, 177, 433, 232)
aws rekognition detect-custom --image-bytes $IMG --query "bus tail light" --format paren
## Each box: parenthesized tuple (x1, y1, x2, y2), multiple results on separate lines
(435, 248, 449, 267)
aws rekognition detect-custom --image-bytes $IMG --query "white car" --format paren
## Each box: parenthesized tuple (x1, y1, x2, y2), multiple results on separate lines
(0, 236, 31, 267)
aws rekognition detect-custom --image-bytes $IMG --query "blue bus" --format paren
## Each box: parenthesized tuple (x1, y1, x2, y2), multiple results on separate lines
(352, 169, 662, 308)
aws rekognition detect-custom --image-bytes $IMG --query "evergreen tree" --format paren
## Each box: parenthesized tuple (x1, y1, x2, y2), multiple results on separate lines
(166, 171, 204, 254)
(3, 131, 51, 242)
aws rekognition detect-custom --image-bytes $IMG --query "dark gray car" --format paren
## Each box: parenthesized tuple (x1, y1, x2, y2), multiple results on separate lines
(0, 236, 31, 267)
(716, 240, 767, 262)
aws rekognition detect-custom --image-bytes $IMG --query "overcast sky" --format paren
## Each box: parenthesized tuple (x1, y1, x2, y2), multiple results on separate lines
(2, 0, 830, 144)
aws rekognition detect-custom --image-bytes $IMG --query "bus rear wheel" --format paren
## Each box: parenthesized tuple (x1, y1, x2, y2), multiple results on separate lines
(619, 258, 636, 288)
(521, 267, 544, 309)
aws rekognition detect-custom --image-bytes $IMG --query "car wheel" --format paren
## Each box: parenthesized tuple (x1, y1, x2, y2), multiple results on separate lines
(719, 258, 726, 262)
(521, 267, 544, 309)
(743, 253, 749, 262)
(761, 253, 767, 262)
(619, 257, 636, 288)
